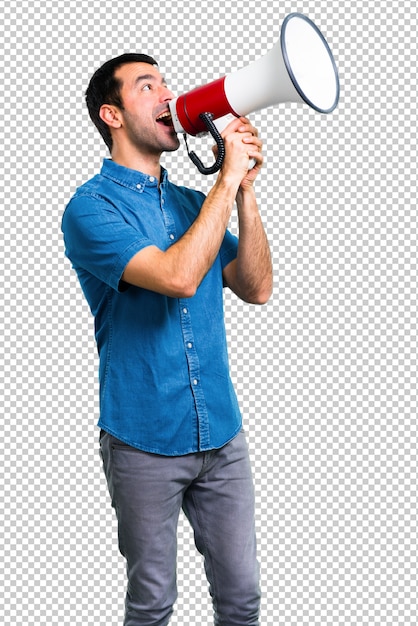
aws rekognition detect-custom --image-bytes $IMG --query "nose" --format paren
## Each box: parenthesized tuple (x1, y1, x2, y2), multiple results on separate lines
(161, 85, 175, 101)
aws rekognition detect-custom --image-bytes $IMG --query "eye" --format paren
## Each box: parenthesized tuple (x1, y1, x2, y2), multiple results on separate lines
(142, 83, 152, 91)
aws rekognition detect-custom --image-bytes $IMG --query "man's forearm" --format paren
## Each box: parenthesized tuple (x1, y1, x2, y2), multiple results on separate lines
(232, 186, 273, 304)
(122, 172, 241, 298)
(165, 172, 240, 295)
(122, 117, 265, 298)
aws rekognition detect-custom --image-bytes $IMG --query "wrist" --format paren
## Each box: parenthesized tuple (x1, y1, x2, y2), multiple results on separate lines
(236, 184, 256, 206)
(215, 170, 241, 199)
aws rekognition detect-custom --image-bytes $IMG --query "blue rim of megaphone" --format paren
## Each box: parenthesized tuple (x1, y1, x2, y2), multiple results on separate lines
(281, 13, 340, 114)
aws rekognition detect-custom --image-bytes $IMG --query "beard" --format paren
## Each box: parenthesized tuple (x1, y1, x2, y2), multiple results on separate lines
(123, 110, 180, 156)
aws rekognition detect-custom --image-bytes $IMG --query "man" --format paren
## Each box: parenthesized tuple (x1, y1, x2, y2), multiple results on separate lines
(62, 53, 273, 626)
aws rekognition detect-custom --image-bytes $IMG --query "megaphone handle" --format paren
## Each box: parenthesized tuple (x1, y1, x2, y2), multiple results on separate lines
(184, 112, 226, 175)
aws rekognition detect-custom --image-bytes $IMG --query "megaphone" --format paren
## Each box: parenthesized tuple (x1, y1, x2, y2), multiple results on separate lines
(169, 13, 340, 174)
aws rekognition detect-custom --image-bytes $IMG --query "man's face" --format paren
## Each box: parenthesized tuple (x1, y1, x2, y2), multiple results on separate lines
(113, 62, 180, 156)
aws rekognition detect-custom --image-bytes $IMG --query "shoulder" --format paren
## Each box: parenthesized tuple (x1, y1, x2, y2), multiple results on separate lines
(62, 174, 117, 225)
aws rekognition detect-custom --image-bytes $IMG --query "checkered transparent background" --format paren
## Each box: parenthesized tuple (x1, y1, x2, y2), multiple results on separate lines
(1, 0, 417, 624)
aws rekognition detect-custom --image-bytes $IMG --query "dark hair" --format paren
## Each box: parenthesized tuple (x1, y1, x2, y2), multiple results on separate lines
(85, 53, 158, 152)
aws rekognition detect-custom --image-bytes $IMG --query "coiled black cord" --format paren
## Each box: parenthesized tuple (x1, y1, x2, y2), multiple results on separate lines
(183, 112, 226, 175)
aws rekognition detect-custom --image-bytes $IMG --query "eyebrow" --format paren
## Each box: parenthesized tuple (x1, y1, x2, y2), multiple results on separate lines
(134, 73, 167, 86)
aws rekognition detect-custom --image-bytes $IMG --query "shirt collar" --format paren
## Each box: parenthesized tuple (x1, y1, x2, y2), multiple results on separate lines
(100, 158, 168, 192)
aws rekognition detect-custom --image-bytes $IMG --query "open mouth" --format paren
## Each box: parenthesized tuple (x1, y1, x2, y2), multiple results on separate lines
(156, 110, 174, 127)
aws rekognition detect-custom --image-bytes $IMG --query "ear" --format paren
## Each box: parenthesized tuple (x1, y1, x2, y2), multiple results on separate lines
(99, 104, 122, 129)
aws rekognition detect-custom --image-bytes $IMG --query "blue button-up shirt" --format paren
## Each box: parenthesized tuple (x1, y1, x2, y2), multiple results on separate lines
(62, 159, 242, 455)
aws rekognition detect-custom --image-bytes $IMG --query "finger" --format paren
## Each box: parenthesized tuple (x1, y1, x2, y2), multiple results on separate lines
(242, 135, 263, 150)
(237, 118, 259, 137)
(248, 147, 263, 162)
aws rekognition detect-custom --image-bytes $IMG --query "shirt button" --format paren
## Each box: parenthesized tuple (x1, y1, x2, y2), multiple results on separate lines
(193, 379, 198, 386)
(187, 342, 193, 349)
(169, 234, 175, 240)
(183, 308, 188, 314)
(136, 183, 142, 190)
(149, 176, 155, 183)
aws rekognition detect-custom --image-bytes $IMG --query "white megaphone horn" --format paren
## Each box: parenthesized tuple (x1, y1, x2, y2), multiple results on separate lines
(168, 13, 340, 174)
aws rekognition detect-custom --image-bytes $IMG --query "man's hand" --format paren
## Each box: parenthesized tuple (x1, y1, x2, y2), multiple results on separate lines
(216, 117, 263, 188)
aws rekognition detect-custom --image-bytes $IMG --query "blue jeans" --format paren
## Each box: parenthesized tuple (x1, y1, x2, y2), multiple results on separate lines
(100, 430, 260, 626)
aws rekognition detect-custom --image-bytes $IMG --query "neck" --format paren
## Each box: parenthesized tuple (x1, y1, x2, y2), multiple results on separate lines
(111, 145, 162, 181)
